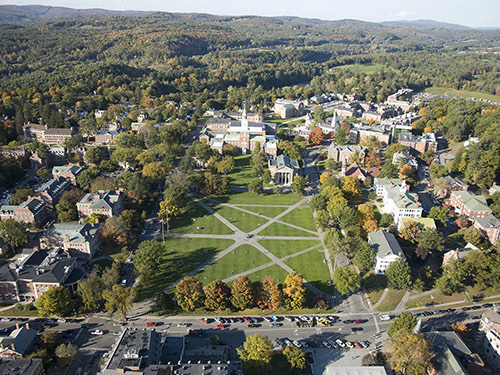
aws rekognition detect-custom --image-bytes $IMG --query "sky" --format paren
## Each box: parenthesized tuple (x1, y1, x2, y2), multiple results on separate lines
(3, 0, 500, 28)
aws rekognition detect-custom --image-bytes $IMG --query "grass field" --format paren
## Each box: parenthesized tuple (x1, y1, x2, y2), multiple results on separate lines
(258, 239, 321, 258)
(375, 289, 406, 312)
(424, 87, 499, 102)
(170, 204, 233, 235)
(214, 205, 268, 233)
(362, 272, 387, 307)
(331, 63, 391, 74)
(221, 191, 302, 205)
(227, 155, 253, 186)
(136, 237, 235, 299)
(405, 292, 465, 308)
(194, 244, 272, 285)
(258, 222, 317, 237)
(237, 205, 289, 218)
(279, 205, 317, 232)
(285, 249, 334, 294)
(245, 264, 290, 284)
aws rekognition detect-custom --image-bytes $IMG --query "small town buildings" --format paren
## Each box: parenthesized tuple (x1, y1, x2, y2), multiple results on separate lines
(95, 128, 125, 145)
(434, 176, 469, 198)
(0, 324, 36, 359)
(40, 222, 101, 258)
(334, 106, 358, 118)
(36, 177, 70, 208)
(76, 190, 123, 218)
(0, 358, 44, 375)
(273, 99, 304, 118)
(52, 165, 82, 185)
(328, 144, 365, 163)
(442, 243, 478, 267)
(4, 198, 47, 224)
(268, 155, 300, 186)
(368, 230, 406, 275)
(398, 133, 437, 154)
(450, 191, 492, 219)
(340, 161, 380, 182)
(392, 151, 418, 168)
(350, 125, 391, 147)
(386, 88, 415, 111)
(374, 179, 423, 227)
(22, 123, 75, 145)
(478, 308, 500, 372)
(474, 215, 500, 245)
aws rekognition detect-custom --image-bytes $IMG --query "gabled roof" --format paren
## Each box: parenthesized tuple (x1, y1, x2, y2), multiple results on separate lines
(18, 198, 45, 214)
(269, 155, 299, 170)
(0, 325, 36, 356)
(452, 191, 492, 212)
(45, 222, 100, 244)
(36, 177, 69, 198)
(52, 165, 82, 176)
(368, 230, 405, 259)
(44, 128, 73, 136)
(78, 190, 122, 211)
(475, 215, 500, 229)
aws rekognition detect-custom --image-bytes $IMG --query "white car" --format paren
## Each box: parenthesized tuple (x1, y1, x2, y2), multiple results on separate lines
(335, 339, 345, 348)
(380, 315, 391, 321)
(91, 330, 104, 335)
(57, 319, 67, 323)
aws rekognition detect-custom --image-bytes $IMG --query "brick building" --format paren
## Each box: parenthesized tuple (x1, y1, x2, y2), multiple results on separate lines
(450, 191, 492, 219)
(77, 190, 123, 218)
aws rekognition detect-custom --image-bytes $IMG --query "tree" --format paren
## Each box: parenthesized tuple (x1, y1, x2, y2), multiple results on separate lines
(202, 172, 229, 195)
(415, 246, 430, 261)
(313, 105, 326, 123)
(332, 266, 360, 296)
(315, 209, 330, 230)
(142, 161, 171, 182)
(400, 221, 422, 243)
(361, 135, 381, 152)
(365, 149, 382, 167)
(102, 284, 136, 320)
(390, 329, 433, 375)
(158, 198, 181, 222)
(388, 312, 417, 339)
(353, 243, 375, 273)
(204, 280, 230, 310)
(35, 286, 74, 317)
(237, 334, 273, 375)
(342, 175, 361, 202)
(291, 175, 307, 195)
(335, 127, 348, 145)
(380, 161, 399, 178)
(283, 345, 307, 372)
(79, 118, 99, 141)
(249, 177, 264, 194)
(463, 226, 483, 246)
(429, 206, 449, 224)
(308, 127, 324, 145)
(11, 186, 34, 205)
(319, 171, 332, 185)
(380, 214, 394, 228)
(429, 163, 447, 180)
(84, 147, 104, 165)
(134, 241, 164, 283)
(278, 140, 301, 160)
(40, 331, 62, 351)
(36, 166, 51, 180)
(216, 156, 235, 174)
(385, 258, 411, 290)
(102, 216, 131, 246)
(175, 276, 205, 311)
(257, 276, 282, 309)
(0, 219, 27, 250)
(282, 273, 306, 309)
(417, 228, 443, 251)
(231, 276, 255, 310)
(399, 164, 416, 183)
(55, 343, 77, 365)
(77, 272, 103, 312)
(310, 194, 327, 211)
(450, 320, 471, 336)
(385, 143, 408, 162)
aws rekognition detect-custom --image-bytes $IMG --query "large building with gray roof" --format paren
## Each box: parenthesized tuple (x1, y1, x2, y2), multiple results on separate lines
(77, 190, 123, 218)
(40, 222, 101, 258)
(368, 229, 406, 275)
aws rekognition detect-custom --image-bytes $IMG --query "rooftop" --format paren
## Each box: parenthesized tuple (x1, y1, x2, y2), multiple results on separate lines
(452, 191, 492, 212)
(474, 214, 500, 229)
(44, 222, 100, 244)
(368, 230, 406, 259)
(0, 358, 43, 375)
(52, 164, 82, 176)
(269, 155, 299, 170)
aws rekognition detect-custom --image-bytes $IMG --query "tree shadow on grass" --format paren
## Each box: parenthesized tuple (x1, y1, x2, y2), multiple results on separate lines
(362, 273, 387, 295)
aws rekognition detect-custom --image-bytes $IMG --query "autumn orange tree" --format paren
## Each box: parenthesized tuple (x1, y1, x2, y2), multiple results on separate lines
(319, 171, 332, 184)
(257, 276, 282, 310)
(450, 320, 471, 336)
(308, 127, 324, 145)
(283, 273, 306, 309)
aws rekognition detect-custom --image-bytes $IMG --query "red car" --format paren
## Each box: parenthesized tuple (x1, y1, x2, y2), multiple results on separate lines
(215, 324, 224, 329)
(354, 342, 362, 349)
(353, 319, 365, 324)
(201, 318, 209, 324)
(145, 321, 157, 327)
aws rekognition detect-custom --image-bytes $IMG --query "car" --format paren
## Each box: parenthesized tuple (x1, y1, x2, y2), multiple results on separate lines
(345, 341, 354, 349)
(353, 319, 365, 324)
(215, 324, 224, 329)
(91, 330, 103, 335)
(359, 340, 369, 348)
(177, 323, 188, 328)
(141, 230, 146, 235)
(113, 331, 121, 336)
(242, 316, 250, 322)
(284, 339, 292, 346)
(0, 318, 10, 322)
(248, 323, 260, 328)
(0, 328, 8, 334)
(351, 327, 363, 332)
(292, 340, 302, 348)
(46, 319, 54, 323)
(380, 315, 391, 321)
(284, 316, 294, 322)
(264, 316, 273, 322)
(269, 322, 282, 327)
(146, 322, 157, 327)
(335, 339, 345, 348)
(354, 342, 363, 349)
(200, 318, 209, 324)
(343, 319, 353, 324)
(327, 339, 338, 348)
(483, 303, 493, 308)
(322, 341, 332, 349)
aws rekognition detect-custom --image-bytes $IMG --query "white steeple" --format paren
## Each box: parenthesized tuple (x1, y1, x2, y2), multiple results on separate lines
(399, 180, 407, 194)
(241, 102, 249, 131)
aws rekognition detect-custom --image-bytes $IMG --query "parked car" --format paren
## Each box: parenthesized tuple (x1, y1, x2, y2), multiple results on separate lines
(91, 330, 103, 335)
(322, 341, 332, 349)
(380, 315, 391, 321)
(248, 323, 260, 328)
(215, 324, 224, 329)
(146, 322, 157, 327)
(336, 339, 345, 348)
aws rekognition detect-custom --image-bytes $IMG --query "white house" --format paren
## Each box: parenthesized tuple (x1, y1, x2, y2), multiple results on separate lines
(479, 308, 500, 372)
(368, 230, 406, 275)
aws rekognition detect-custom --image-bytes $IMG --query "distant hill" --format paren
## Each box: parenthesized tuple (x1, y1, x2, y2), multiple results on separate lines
(380, 19, 471, 30)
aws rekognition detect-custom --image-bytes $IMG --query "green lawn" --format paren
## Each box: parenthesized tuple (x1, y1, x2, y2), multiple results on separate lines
(136, 237, 235, 299)
(424, 87, 499, 102)
(194, 244, 272, 285)
(236, 205, 289, 218)
(375, 289, 407, 312)
(93, 258, 113, 270)
(245, 264, 290, 284)
(362, 272, 387, 307)
(279, 205, 317, 232)
(0, 305, 39, 317)
(258, 222, 318, 237)
(227, 155, 253, 186)
(405, 292, 465, 309)
(170, 204, 233, 235)
(223, 191, 302, 205)
(285, 249, 334, 294)
(331, 63, 393, 74)
(213, 205, 268, 233)
(258, 239, 321, 258)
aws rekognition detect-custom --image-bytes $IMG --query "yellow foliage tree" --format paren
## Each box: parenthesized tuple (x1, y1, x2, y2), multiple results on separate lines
(342, 175, 362, 201)
(320, 171, 332, 184)
(158, 198, 181, 222)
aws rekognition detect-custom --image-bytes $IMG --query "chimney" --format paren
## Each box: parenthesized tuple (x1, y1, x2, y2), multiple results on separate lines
(33, 246, 39, 251)
(65, 235, 70, 242)
(25, 323, 29, 330)
(10, 343, 15, 352)
(15, 323, 20, 330)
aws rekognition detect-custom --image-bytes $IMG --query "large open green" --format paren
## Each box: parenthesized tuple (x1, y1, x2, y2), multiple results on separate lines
(236, 205, 289, 218)
(424, 87, 499, 102)
(258, 222, 317, 237)
(213, 205, 267, 233)
(221, 191, 303, 205)
(245, 264, 290, 284)
(284, 249, 334, 294)
(258, 239, 321, 258)
(136, 237, 235, 299)
(226, 155, 253, 186)
(331, 63, 394, 74)
(194, 244, 272, 285)
(170, 204, 233, 235)
(279, 205, 317, 232)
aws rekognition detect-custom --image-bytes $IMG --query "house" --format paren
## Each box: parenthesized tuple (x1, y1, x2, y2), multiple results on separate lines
(478, 308, 500, 372)
(52, 165, 82, 185)
(434, 176, 469, 198)
(0, 250, 80, 303)
(450, 191, 492, 219)
(340, 160, 380, 182)
(375, 179, 423, 227)
(273, 99, 304, 118)
(374, 177, 401, 196)
(0, 324, 36, 359)
(334, 106, 358, 118)
(442, 243, 478, 267)
(40, 222, 101, 258)
(95, 128, 125, 145)
(268, 155, 300, 186)
(398, 133, 437, 154)
(23, 123, 75, 145)
(474, 215, 500, 245)
(22, 123, 47, 142)
(350, 125, 391, 147)
(12, 198, 47, 224)
(77, 190, 123, 218)
(392, 151, 418, 168)
(327, 144, 365, 163)
(0, 206, 15, 221)
(368, 230, 406, 275)
(36, 177, 70, 208)
(0, 358, 44, 375)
